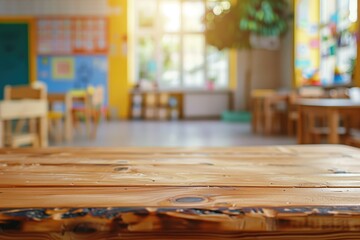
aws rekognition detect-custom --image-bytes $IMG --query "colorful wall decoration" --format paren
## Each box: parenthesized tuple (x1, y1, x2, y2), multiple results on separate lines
(295, 0, 358, 87)
(36, 16, 110, 105)
(37, 17, 109, 55)
(51, 57, 75, 79)
(294, 0, 320, 86)
(37, 55, 109, 105)
(319, 0, 358, 86)
(0, 0, 126, 117)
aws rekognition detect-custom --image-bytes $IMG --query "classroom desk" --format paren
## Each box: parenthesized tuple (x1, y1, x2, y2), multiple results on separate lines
(1, 145, 360, 239)
(297, 99, 360, 144)
(0, 100, 48, 147)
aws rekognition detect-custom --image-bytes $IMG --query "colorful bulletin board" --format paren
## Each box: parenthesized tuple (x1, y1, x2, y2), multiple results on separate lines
(294, 0, 320, 87)
(37, 56, 108, 105)
(37, 17, 108, 55)
(295, 0, 358, 87)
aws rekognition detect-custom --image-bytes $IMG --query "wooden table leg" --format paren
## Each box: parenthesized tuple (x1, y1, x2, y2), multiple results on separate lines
(39, 116, 48, 147)
(328, 109, 340, 144)
(252, 98, 258, 134)
(307, 112, 317, 144)
(64, 94, 73, 142)
(84, 95, 92, 139)
(297, 106, 304, 144)
(264, 98, 272, 136)
(0, 120, 4, 148)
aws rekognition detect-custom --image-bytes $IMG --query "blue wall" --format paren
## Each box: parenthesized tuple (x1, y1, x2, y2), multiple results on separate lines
(37, 55, 108, 105)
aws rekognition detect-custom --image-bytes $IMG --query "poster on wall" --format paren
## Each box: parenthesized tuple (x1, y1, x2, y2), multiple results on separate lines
(52, 57, 75, 80)
(37, 17, 109, 55)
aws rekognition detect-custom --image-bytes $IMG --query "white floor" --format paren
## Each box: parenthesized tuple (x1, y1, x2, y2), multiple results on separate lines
(53, 120, 297, 147)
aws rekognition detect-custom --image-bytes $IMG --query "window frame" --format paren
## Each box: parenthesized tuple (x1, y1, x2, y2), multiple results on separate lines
(133, 0, 229, 90)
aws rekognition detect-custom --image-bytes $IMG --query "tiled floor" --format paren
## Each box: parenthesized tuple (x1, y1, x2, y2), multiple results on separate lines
(54, 120, 297, 147)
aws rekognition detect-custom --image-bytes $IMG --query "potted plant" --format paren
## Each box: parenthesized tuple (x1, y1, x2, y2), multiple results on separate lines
(205, 0, 290, 49)
(206, 76, 217, 90)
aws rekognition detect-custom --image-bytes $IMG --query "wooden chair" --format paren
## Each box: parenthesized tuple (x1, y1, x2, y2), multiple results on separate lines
(287, 88, 328, 137)
(4, 85, 47, 147)
(287, 92, 300, 136)
(298, 86, 326, 98)
(349, 87, 360, 102)
(345, 104, 360, 147)
(329, 88, 349, 99)
(251, 89, 276, 134)
(47, 93, 73, 143)
(346, 130, 360, 147)
(297, 86, 347, 144)
(346, 114, 360, 147)
(263, 94, 288, 135)
(71, 86, 104, 139)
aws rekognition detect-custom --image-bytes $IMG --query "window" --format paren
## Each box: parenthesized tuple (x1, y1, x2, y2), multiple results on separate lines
(319, 0, 357, 85)
(133, 0, 229, 89)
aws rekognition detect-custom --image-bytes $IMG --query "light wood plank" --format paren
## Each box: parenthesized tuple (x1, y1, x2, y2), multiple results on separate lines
(0, 100, 47, 120)
(0, 145, 359, 188)
(2, 187, 360, 208)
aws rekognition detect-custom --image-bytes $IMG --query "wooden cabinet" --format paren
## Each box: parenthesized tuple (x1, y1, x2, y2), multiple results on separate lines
(129, 91, 184, 120)
(129, 90, 233, 120)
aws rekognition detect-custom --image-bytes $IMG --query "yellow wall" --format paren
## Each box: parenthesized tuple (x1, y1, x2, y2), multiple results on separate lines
(0, 17, 37, 83)
(108, 0, 129, 119)
(309, 0, 320, 69)
(228, 0, 240, 90)
(229, 49, 238, 90)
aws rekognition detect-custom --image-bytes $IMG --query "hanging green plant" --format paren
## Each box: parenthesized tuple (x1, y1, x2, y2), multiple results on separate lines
(240, 0, 289, 37)
(205, 0, 291, 50)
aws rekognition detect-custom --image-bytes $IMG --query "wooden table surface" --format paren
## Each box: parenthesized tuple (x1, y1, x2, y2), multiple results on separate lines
(1, 145, 360, 239)
(297, 98, 360, 108)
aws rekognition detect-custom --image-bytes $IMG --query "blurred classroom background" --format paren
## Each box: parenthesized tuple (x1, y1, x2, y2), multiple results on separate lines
(0, 0, 359, 148)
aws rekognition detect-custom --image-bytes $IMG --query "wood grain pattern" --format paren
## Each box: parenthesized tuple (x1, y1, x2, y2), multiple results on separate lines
(2, 187, 360, 208)
(2, 232, 360, 240)
(0, 145, 359, 188)
(297, 99, 360, 108)
(1, 145, 360, 238)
